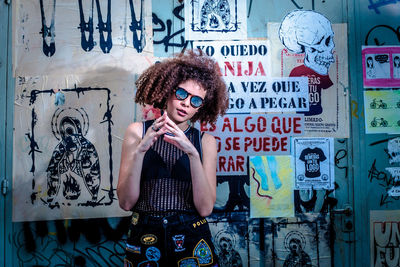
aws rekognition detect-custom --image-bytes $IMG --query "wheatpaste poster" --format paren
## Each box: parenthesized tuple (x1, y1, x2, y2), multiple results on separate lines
(249, 156, 294, 218)
(362, 46, 400, 88)
(370, 210, 400, 267)
(13, 0, 153, 76)
(292, 137, 335, 190)
(364, 90, 400, 134)
(12, 72, 141, 221)
(184, 0, 247, 41)
(268, 12, 349, 138)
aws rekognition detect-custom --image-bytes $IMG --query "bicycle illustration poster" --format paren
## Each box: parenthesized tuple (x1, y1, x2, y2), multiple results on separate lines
(364, 90, 400, 134)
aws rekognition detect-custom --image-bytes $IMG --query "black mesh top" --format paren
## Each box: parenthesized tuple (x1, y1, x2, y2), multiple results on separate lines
(133, 120, 203, 217)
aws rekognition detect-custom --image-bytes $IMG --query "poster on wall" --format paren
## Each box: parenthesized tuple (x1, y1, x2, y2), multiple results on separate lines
(249, 156, 294, 218)
(268, 12, 349, 138)
(208, 218, 248, 267)
(363, 90, 400, 134)
(13, 0, 153, 76)
(292, 137, 335, 190)
(12, 73, 140, 221)
(200, 113, 304, 175)
(370, 210, 400, 267)
(388, 137, 400, 164)
(184, 0, 247, 41)
(385, 167, 400, 196)
(194, 40, 310, 114)
(362, 46, 400, 88)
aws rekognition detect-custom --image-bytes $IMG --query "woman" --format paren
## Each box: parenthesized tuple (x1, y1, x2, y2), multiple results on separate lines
(117, 50, 228, 266)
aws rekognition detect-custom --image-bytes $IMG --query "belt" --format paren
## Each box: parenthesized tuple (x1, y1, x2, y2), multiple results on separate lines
(132, 212, 204, 226)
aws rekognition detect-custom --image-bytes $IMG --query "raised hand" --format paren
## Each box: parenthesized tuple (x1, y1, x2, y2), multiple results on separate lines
(137, 112, 168, 153)
(162, 115, 198, 157)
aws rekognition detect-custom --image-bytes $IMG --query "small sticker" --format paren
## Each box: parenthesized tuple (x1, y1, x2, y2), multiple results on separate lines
(178, 257, 200, 267)
(131, 212, 139, 225)
(141, 234, 158, 245)
(193, 239, 213, 265)
(192, 218, 207, 229)
(126, 243, 141, 254)
(146, 246, 161, 261)
(172, 234, 186, 252)
(54, 91, 65, 106)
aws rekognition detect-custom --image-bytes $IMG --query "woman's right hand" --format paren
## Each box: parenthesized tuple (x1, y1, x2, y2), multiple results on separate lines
(137, 112, 167, 153)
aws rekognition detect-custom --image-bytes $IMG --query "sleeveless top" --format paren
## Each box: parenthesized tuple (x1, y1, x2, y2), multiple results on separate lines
(133, 120, 203, 217)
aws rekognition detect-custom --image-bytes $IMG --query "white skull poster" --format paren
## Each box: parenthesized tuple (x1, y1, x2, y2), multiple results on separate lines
(268, 11, 349, 138)
(12, 72, 144, 222)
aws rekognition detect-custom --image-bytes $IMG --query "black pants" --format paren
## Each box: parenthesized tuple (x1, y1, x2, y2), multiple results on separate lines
(124, 212, 219, 267)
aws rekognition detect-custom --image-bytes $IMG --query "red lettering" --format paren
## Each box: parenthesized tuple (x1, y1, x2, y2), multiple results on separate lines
(257, 117, 267, 132)
(244, 116, 255, 132)
(236, 155, 245, 172)
(227, 157, 235, 171)
(281, 136, 288, 151)
(237, 61, 242, 76)
(293, 117, 302, 134)
(225, 137, 232, 150)
(244, 137, 252, 152)
(215, 136, 221, 152)
(254, 62, 266, 76)
(244, 61, 253, 76)
(282, 117, 291, 134)
(200, 122, 216, 132)
(233, 137, 240, 150)
(222, 117, 232, 132)
(219, 156, 226, 171)
(224, 62, 235, 76)
(234, 118, 243, 132)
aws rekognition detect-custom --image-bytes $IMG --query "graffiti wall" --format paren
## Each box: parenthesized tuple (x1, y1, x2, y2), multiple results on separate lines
(8, 0, 382, 265)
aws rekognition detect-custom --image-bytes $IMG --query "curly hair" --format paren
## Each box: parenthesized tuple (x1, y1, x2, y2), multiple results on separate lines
(135, 49, 229, 124)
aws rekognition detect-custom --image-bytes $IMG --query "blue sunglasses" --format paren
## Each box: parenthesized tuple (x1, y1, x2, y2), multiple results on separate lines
(174, 87, 204, 108)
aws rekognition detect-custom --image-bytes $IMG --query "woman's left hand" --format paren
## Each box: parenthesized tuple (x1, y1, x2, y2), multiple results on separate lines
(162, 116, 198, 156)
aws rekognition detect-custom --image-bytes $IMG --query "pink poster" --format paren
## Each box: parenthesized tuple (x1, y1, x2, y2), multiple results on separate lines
(362, 46, 400, 88)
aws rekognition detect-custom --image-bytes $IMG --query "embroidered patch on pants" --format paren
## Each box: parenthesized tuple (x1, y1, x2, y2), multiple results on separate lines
(131, 212, 139, 225)
(140, 234, 158, 245)
(192, 218, 207, 229)
(126, 243, 141, 254)
(193, 239, 213, 265)
(178, 257, 200, 267)
(173, 234, 186, 252)
(146, 246, 161, 261)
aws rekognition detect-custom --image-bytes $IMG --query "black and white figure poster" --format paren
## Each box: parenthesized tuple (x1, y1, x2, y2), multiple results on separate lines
(292, 137, 334, 190)
(362, 46, 400, 88)
(13, 0, 153, 76)
(12, 72, 140, 221)
(268, 12, 349, 138)
(185, 0, 247, 41)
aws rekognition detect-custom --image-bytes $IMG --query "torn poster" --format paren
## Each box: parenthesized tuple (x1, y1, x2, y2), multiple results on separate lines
(292, 137, 335, 190)
(370, 210, 400, 267)
(388, 137, 400, 164)
(385, 167, 400, 197)
(268, 14, 349, 138)
(13, 0, 153, 76)
(12, 72, 141, 221)
(249, 156, 294, 218)
(363, 90, 400, 134)
(184, 0, 247, 41)
(362, 46, 400, 88)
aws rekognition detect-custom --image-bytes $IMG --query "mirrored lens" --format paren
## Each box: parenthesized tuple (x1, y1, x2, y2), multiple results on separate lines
(190, 96, 203, 108)
(175, 88, 188, 100)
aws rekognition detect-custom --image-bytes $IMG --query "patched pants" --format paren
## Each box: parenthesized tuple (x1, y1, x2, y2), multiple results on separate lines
(124, 212, 219, 267)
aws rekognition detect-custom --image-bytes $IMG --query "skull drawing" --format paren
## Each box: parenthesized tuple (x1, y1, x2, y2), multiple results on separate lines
(279, 10, 335, 75)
